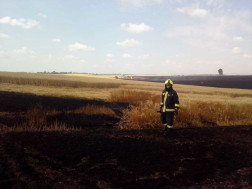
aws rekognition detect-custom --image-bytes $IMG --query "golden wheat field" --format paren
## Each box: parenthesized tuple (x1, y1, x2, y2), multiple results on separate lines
(1, 72, 252, 131)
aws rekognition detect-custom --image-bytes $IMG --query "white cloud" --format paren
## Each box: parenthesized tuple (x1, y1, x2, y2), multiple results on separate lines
(138, 54, 150, 59)
(166, 9, 252, 45)
(68, 43, 96, 51)
(106, 54, 114, 58)
(177, 7, 209, 18)
(105, 59, 116, 63)
(121, 22, 153, 33)
(52, 39, 60, 42)
(123, 54, 132, 58)
(243, 54, 252, 59)
(0, 16, 40, 29)
(0, 51, 5, 57)
(0, 47, 37, 59)
(64, 55, 75, 59)
(232, 47, 242, 54)
(0, 33, 9, 38)
(119, 0, 164, 8)
(80, 60, 88, 63)
(13, 47, 35, 55)
(117, 39, 142, 47)
(233, 36, 244, 42)
(37, 13, 47, 19)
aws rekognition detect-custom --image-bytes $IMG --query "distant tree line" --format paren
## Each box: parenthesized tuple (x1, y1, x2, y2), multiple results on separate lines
(37, 71, 122, 75)
(37, 71, 89, 74)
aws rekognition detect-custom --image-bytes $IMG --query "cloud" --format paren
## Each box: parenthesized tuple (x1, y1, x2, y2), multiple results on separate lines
(106, 54, 114, 58)
(232, 47, 242, 54)
(80, 60, 88, 63)
(233, 36, 244, 42)
(117, 39, 142, 47)
(123, 54, 132, 58)
(121, 22, 153, 33)
(13, 47, 35, 55)
(243, 54, 252, 59)
(105, 59, 116, 63)
(0, 33, 9, 38)
(166, 9, 252, 46)
(0, 47, 37, 59)
(0, 51, 5, 57)
(138, 54, 150, 59)
(119, 0, 164, 9)
(177, 7, 209, 18)
(37, 13, 47, 19)
(64, 55, 75, 59)
(52, 39, 60, 42)
(68, 43, 96, 51)
(0, 16, 40, 29)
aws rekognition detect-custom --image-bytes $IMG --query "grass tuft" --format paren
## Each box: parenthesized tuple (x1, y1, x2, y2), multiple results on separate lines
(116, 90, 252, 129)
(1, 104, 116, 133)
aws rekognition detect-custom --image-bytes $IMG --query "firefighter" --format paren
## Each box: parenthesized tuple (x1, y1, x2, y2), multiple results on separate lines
(160, 79, 179, 133)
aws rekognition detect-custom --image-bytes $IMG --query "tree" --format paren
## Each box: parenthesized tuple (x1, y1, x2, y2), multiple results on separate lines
(218, 68, 223, 75)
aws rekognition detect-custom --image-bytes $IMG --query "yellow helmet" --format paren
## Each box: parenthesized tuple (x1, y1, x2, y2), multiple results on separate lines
(164, 79, 173, 86)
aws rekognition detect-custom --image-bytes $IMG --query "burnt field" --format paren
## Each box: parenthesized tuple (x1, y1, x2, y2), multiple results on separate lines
(131, 75, 252, 89)
(1, 91, 252, 188)
(1, 126, 252, 189)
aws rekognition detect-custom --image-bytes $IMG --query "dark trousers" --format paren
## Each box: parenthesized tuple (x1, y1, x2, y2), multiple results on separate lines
(160, 112, 174, 128)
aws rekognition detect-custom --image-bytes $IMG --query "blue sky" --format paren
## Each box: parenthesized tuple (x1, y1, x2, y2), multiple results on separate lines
(0, 0, 252, 75)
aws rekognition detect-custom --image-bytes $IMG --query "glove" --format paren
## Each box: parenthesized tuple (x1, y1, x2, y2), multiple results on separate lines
(160, 104, 164, 112)
(174, 108, 178, 115)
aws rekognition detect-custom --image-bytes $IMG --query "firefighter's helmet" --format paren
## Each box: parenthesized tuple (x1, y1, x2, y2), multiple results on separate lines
(165, 79, 173, 87)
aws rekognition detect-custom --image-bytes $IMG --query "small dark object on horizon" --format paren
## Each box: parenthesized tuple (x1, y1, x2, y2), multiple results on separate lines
(218, 68, 223, 75)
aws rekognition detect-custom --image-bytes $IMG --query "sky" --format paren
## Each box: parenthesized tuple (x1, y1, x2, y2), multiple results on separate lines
(0, 0, 252, 75)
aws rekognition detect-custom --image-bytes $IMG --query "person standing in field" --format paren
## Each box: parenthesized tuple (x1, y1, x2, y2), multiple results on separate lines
(160, 79, 180, 134)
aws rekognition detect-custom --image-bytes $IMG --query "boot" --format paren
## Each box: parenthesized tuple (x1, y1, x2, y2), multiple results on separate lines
(166, 128, 173, 135)
(162, 126, 168, 135)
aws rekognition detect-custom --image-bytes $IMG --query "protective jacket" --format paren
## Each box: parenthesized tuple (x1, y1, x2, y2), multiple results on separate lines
(160, 87, 179, 112)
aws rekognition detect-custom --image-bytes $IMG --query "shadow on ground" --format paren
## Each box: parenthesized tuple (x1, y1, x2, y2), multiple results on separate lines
(0, 91, 127, 128)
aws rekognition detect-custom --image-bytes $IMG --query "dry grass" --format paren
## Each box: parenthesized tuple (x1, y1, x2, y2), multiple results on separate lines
(0, 76, 122, 88)
(117, 91, 252, 129)
(0, 83, 112, 100)
(1, 104, 116, 133)
(109, 90, 154, 104)
(67, 104, 116, 116)
(176, 90, 252, 98)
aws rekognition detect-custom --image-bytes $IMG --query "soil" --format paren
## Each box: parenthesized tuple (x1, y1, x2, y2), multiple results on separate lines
(131, 75, 252, 89)
(0, 91, 252, 189)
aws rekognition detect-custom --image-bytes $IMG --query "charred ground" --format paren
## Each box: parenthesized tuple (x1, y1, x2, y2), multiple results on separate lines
(131, 75, 252, 89)
(1, 127, 252, 189)
(0, 91, 252, 189)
